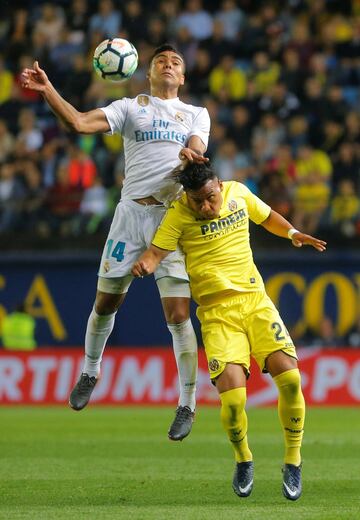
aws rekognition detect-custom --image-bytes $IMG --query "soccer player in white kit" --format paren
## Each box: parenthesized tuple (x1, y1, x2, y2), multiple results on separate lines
(21, 44, 210, 440)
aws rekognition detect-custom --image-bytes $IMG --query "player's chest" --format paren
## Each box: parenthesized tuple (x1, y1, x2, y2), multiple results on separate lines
(127, 102, 192, 134)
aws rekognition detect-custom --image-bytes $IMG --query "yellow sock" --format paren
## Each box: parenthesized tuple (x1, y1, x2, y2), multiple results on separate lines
(219, 387, 252, 463)
(274, 368, 305, 466)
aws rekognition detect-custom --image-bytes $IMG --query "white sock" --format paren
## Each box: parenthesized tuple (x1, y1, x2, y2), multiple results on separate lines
(83, 308, 116, 377)
(167, 318, 197, 411)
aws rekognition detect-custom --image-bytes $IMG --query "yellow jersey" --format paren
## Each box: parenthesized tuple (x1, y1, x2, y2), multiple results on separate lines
(152, 181, 271, 304)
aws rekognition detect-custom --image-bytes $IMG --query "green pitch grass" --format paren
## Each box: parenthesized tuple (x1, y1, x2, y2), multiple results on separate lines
(1, 406, 359, 520)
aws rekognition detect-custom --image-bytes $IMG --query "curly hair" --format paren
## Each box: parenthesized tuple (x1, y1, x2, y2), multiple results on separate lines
(172, 162, 217, 191)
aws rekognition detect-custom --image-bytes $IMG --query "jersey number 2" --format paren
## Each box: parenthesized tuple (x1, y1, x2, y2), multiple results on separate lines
(106, 239, 126, 262)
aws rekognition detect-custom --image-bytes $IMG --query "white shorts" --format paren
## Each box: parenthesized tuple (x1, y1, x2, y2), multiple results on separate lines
(98, 199, 189, 283)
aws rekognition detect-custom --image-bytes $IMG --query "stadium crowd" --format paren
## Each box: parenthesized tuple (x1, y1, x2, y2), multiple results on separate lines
(0, 0, 360, 247)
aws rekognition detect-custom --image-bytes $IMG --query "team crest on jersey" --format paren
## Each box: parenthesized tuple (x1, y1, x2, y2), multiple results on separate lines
(175, 111, 185, 123)
(228, 199, 238, 211)
(137, 95, 149, 107)
(208, 358, 220, 372)
(103, 261, 110, 273)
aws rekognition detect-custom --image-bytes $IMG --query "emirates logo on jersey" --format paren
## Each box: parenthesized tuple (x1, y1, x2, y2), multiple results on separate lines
(228, 199, 238, 211)
(175, 111, 185, 123)
(137, 95, 149, 106)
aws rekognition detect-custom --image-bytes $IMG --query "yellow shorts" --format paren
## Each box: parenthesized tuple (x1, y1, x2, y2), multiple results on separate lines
(196, 290, 297, 380)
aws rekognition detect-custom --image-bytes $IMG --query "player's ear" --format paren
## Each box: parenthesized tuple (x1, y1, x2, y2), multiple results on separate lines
(180, 74, 185, 86)
(219, 180, 223, 191)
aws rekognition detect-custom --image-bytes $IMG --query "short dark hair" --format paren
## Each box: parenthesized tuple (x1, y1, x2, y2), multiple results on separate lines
(150, 44, 185, 70)
(172, 162, 217, 191)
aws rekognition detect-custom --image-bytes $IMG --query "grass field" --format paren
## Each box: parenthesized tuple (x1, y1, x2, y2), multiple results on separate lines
(1, 406, 359, 520)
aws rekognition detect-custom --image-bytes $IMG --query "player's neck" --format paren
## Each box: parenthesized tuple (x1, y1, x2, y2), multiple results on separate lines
(150, 86, 179, 100)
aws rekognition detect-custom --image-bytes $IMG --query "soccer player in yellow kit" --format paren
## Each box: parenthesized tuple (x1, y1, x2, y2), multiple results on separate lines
(132, 162, 326, 501)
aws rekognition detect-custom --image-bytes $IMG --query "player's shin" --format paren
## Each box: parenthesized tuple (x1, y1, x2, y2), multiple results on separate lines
(168, 319, 197, 411)
(220, 387, 252, 462)
(83, 308, 116, 377)
(274, 368, 305, 466)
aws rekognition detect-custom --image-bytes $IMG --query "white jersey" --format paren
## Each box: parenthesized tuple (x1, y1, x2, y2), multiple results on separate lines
(101, 94, 210, 204)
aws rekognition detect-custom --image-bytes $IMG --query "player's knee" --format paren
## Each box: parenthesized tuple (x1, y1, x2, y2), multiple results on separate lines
(274, 368, 302, 398)
(166, 310, 190, 324)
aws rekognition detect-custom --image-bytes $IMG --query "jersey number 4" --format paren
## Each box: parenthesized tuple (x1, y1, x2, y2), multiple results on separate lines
(105, 239, 126, 262)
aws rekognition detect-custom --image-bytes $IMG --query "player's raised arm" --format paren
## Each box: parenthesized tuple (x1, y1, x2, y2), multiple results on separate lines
(261, 209, 327, 252)
(132, 245, 171, 277)
(21, 61, 110, 135)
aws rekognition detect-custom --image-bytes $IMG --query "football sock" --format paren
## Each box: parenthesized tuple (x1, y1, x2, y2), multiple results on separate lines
(220, 387, 253, 463)
(83, 308, 116, 377)
(274, 368, 305, 467)
(167, 319, 197, 411)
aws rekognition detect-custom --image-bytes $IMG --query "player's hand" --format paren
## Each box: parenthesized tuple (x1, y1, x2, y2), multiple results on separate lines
(291, 232, 327, 252)
(20, 61, 49, 93)
(179, 148, 209, 164)
(131, 260, 153, 278)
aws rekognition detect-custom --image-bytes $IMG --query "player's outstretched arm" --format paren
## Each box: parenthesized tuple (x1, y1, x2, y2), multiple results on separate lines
(132, 245, 171, 277)
(261, 209, 327, 252)
(21, 61, 110, 134)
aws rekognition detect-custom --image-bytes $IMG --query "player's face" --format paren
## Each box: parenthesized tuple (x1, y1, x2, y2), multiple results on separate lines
(186, 179, 223, 220)
(148, 51, 185, 89)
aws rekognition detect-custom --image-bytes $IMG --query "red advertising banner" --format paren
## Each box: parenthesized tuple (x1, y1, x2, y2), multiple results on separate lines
(0, 347, 359, 406)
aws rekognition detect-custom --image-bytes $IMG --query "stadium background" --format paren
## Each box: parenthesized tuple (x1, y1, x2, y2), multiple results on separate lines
(1, 0, 360, 406)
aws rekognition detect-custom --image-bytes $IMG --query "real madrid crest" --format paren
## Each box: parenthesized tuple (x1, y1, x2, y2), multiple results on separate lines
(137, 95, 149, 107)
(175, 111, 185, 123)
(228, 199, 238, 212)
(103, 261, 110, 273)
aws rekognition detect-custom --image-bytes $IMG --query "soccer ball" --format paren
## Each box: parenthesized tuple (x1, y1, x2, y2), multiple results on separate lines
(93, 38, 138, 82)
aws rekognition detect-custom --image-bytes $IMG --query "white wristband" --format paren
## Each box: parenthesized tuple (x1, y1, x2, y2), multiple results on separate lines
(287, 228, 299, 240)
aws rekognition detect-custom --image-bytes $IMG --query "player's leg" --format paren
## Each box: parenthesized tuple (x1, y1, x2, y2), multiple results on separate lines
(69, 276, 132, 411)
(215, 363, 254, 498)
(247, 291, 304, 500)
(157, 277, 197, 441)
(197, 297, 253, 497)
(266, 351, 305, 501)
(70, 200, 144, 411)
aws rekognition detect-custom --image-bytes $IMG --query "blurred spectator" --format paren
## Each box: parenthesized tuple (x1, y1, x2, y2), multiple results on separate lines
(329, 179, 360, 237)
(15, 108, 44, 158)
(33, 3, 65, 49)
(319, 119, 344, 158)
(226, 105, 252, 151)
(292, 171, 330, 235)
(252, 113, 286, 163)
(209, 54, 247, 102)
(67, 143, 98, 189)
(260, 172, 292, 218)
(0, 161, 25, 233)
(187, 48, 211, 99)
(212, 138, 249, 182)
(332, 142, 360, 192)
(176, 0, 213, 41)
(146, 16, 167, 48)
(0, 54, 14, 104)
(21, 160, 46, 232)
(250, 51, 280, 95)
(1, 302, 36, 351)
(258, 81, 300, 120)
(200, 19, 234, 67)
(66, 0, 89, 44)
(4, 9, 30, 68)
(42, 162, 82, 237)
(286, 21, 315, 69)
(122, 0, 144, 43)
(89, 0, 122, 40)
(295, 144, 333, 183)
(309, 316, 342, 348)
(62, 54, 92, 110)
(280, 48, 304, 98)
(214, 0, 246, 42)
(0, 119, 15, 162)
(75, 175, 108, 234)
